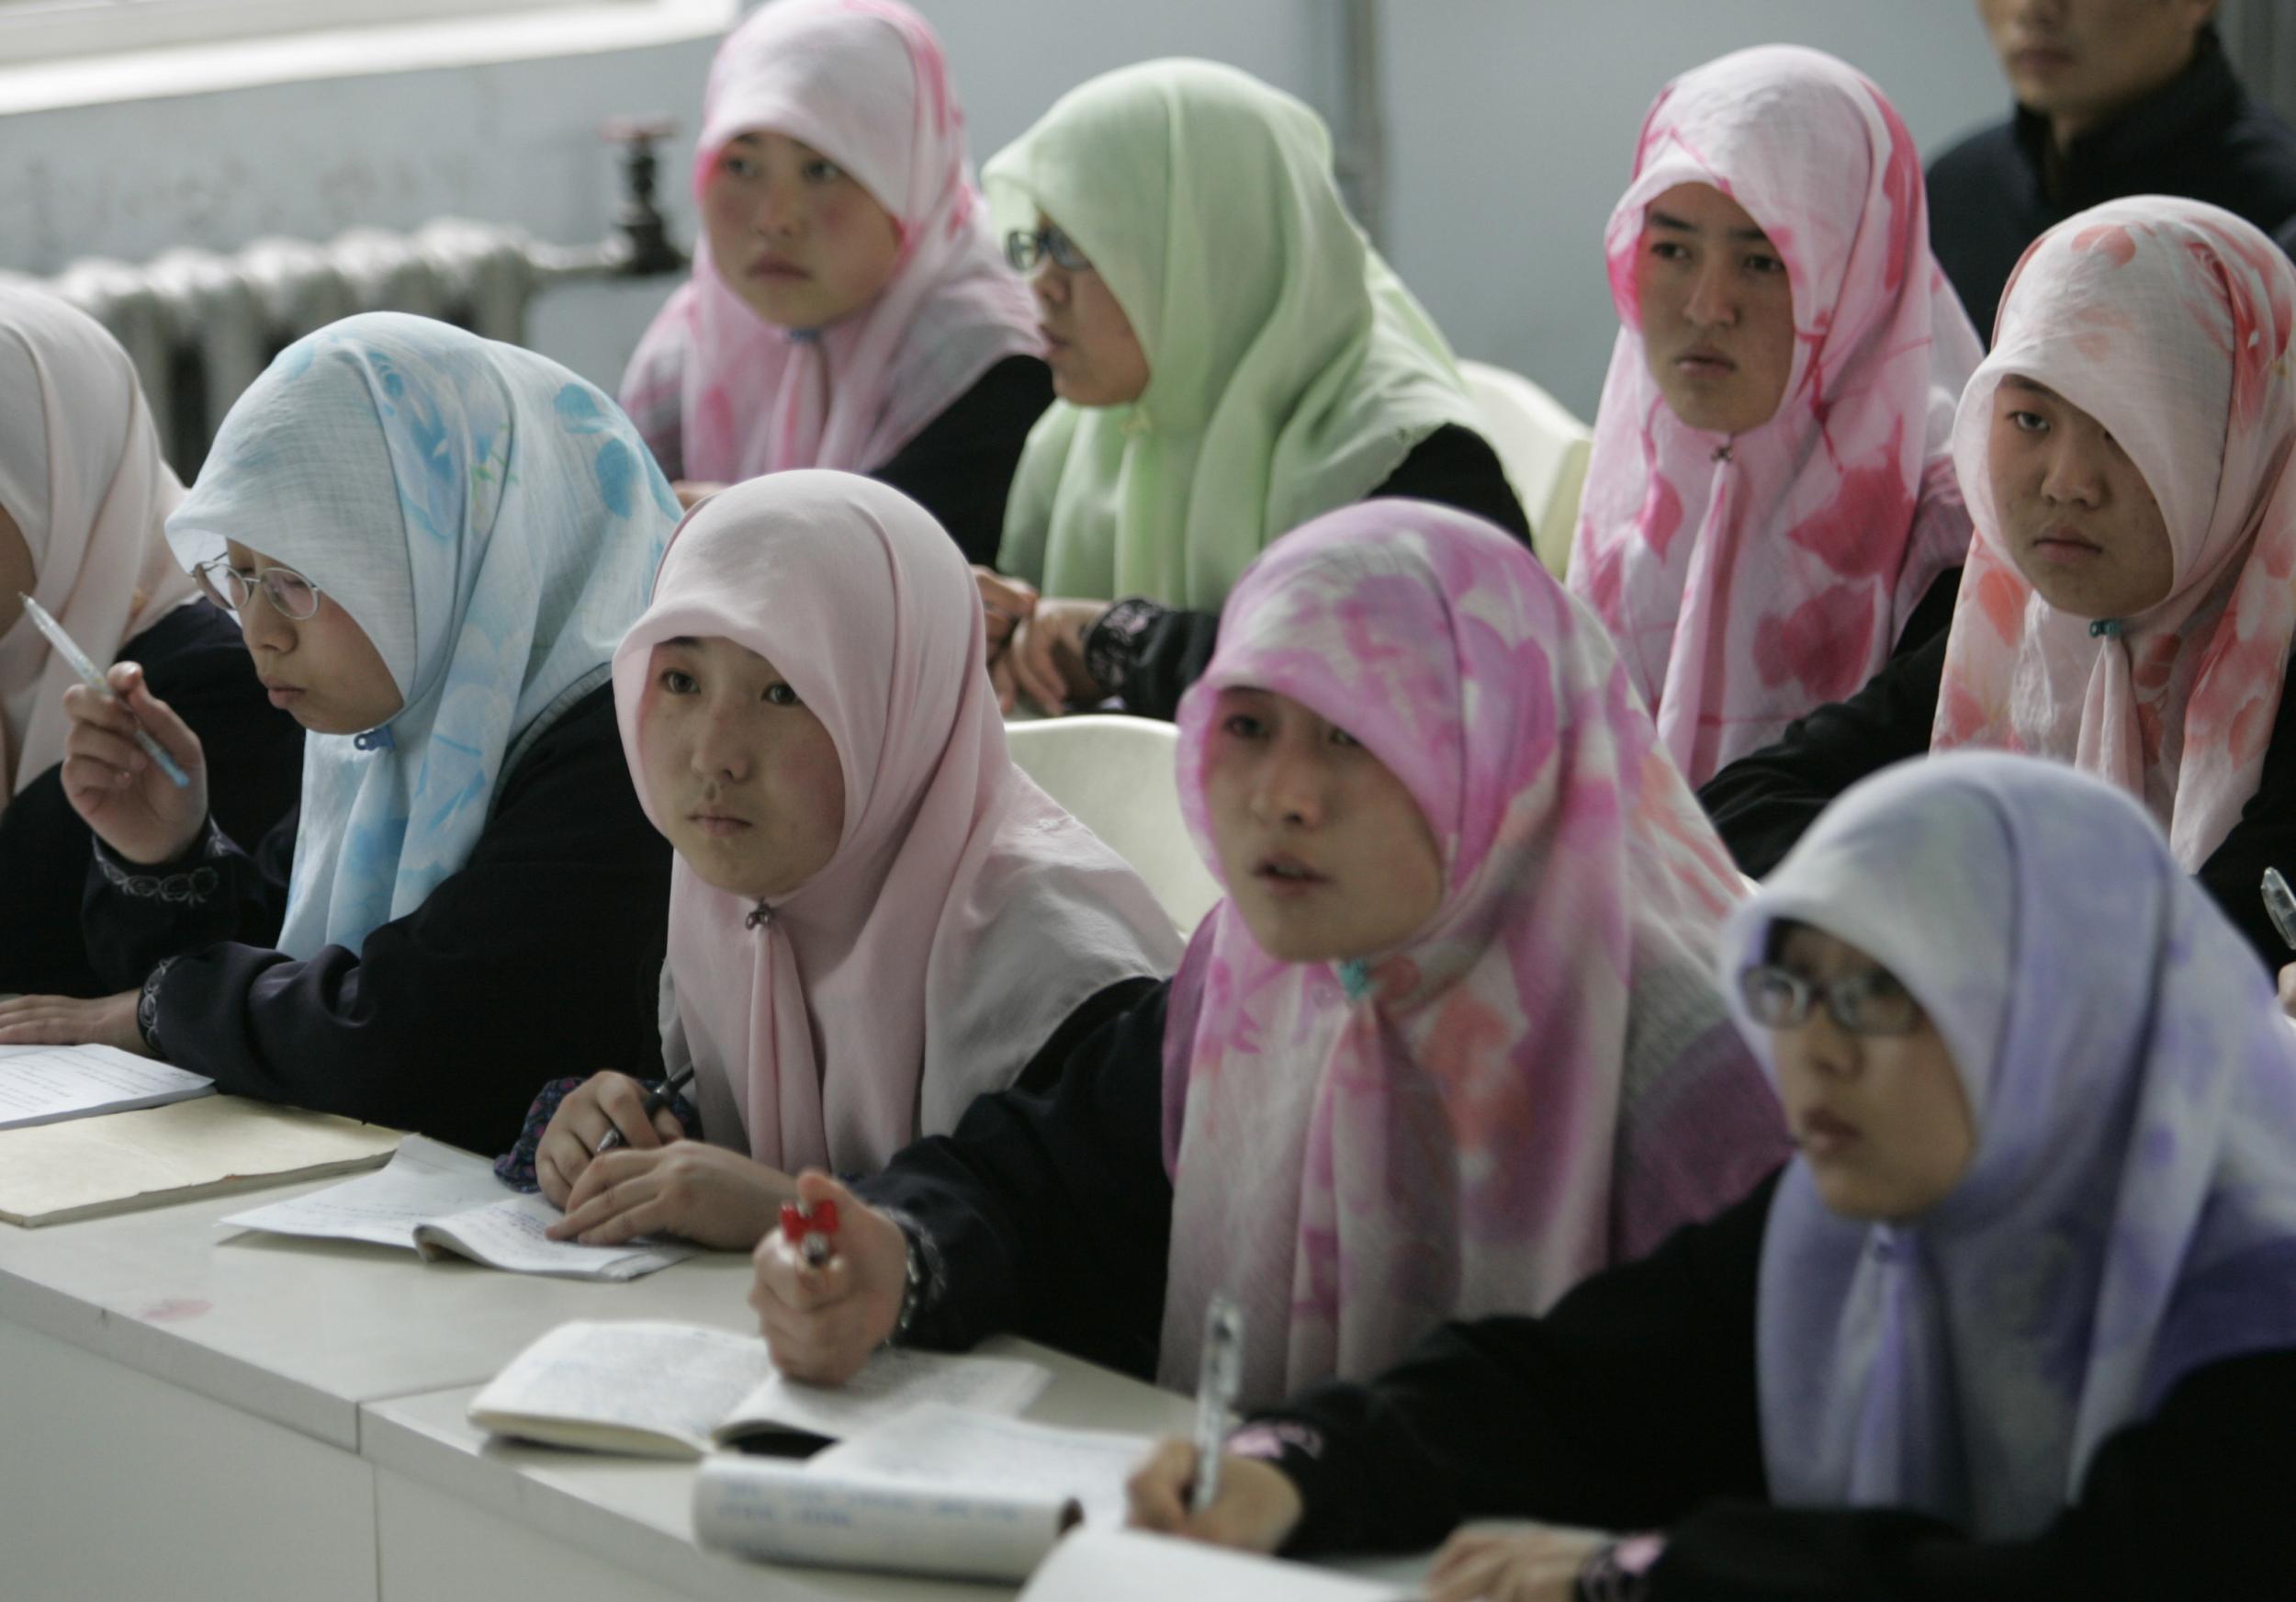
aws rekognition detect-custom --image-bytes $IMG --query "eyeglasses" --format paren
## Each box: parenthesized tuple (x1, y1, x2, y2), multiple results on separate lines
(1005, 225, 1092, 275)
(193, 557, 323, 622)
(1738, 964, 1926, 1037)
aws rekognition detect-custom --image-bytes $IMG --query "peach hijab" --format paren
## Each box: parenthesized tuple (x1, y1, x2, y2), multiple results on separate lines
(1570, 47, 1981, 786)
(1932, 197, 2296, 869)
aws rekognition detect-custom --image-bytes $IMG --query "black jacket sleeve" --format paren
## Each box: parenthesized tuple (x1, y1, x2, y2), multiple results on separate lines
(79, 684, 670, 1154)
(856, 976, 1174, 1380)
(1259, 1171, 1776, 1556)
(869, 355, 1055, 568)
(0, 600, 303, 998)
(1696, 630, 1946, 879)
(1097, 424, 1529, 721)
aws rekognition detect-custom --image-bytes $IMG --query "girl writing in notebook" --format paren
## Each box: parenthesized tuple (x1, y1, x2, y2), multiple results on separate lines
(512, 470, 1182, 1250)
(1701, 197, 2296, 966)
(1135, 754, 2296, 1601)
(747, 502, 1788, 1398)
(1567, 47, 1981, 788)
(618, 0, 1046, 563)
(973, 60, 1527, 719)
(0, 313, 678, 1155)
(0, 285, 301, 998)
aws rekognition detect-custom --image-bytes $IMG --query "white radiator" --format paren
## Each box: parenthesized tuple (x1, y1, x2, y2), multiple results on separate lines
(6, 121, 683, 473)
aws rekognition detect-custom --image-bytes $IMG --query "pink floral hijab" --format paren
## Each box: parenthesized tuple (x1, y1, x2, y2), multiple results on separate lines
(1932, 197, 2296, 870)
(1569, 46, 1981, 787)
(618, 0, 1039, 484)
(1157, 501, 1789, 1402)
(614, 471, 1181, 1173)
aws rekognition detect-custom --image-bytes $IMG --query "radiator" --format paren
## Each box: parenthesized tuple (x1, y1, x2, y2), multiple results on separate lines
(4, 119, 685, 475)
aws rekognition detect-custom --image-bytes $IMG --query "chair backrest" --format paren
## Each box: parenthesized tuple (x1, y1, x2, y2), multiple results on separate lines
(1003, 714, 1224, 934)
(1458, 358, 1593, 581)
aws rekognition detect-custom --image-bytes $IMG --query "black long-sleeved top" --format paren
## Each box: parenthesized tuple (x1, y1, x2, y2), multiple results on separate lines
(79, 683, 670, 1153)
(1077, 423, 1532, 721)
(1928, 28, 2296, 337)
(1696, 627, 2296, 968)
(858, 975, 1176, 1381)
(0, 600, 302, 997)
(871, 355, 1054, 567)
(1253, 1170, 2296, 1599)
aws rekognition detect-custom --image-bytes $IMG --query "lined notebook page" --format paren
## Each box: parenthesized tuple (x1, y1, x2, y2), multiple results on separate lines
(810, 1403, 1153, 1527)
(0, 1044, 212, 1131)
(471, 1321, 772, 1453)
(694, 1455, 1074, 1581)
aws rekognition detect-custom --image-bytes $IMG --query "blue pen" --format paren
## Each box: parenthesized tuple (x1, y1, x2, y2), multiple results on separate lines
(17, 594, 191, 788)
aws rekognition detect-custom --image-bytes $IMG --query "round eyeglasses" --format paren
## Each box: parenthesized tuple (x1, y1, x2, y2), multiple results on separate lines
(1005, 225, 1092, 275)
(1738, 964, 1925, 1037)
(193, 557, 323, 622)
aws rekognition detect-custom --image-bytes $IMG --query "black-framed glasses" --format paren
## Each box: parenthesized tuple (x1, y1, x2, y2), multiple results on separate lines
(193, 556, 323, 621)
(1005, 225, 1092, 275)
(1738, 964, 1925, 1037)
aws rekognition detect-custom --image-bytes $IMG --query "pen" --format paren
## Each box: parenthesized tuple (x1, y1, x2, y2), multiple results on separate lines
(2264, 868, 2296, 953)
(18, 594, 190, 788)
(593, 1062, 697, 1156)
(1189, 1292, 1244, 1515)
(779, 1197, 839, 1267)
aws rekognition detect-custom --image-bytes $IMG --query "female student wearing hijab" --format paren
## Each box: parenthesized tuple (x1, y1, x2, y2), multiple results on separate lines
(0, 313, 680, 1155)
(1139, 754, 2296, 1602)
(747, 502, 1787, 1399)
(510, 471, 1182, 1250)
(0, 287, 302, 997)
(975, 60, 1528, 721)
(1701, 197, 2296, 966)
(0, 286, 305, 991)
(1569, 47, 1983, 789)
(618, 0, 1046, 564)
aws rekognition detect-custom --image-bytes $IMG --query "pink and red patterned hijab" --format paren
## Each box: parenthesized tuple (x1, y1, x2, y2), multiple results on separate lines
(1156, 500, 1789, 1402)
(1570, 46, 1981, 787)
(1932, 197, 2296, 869)
(618, 0, 1039, 484)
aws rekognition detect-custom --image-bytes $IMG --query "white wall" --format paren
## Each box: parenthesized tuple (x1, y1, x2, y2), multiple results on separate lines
(1381, 1, 2008, 417)
(0, 1, 2002, 412)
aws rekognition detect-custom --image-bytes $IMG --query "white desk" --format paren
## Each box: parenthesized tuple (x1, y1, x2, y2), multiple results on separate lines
(361, 1337, 1199, 1602)
(0, 1177, 758, 1602)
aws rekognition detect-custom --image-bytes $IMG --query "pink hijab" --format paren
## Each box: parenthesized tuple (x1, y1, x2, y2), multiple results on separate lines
(1157, 501, 1790, 1402)
(613, 471, 1181, 1173)
(618, 0, 1040, 483)
(1933, 198, 2296, 870)
(0, 284, 197, 803)
(1569, 46, 1981, 787)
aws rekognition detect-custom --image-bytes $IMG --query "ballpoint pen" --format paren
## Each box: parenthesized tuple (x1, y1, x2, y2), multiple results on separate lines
(594, 1062, 698, 1155)
(2263, 867, 2296, 953)
(1190, 1292, 1244, 1515)
(18, 594, 191, 788)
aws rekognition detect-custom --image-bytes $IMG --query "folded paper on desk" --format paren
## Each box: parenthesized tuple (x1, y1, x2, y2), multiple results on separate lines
(0, 1097, 401, 1226)
(1020, 1528, 1412, 1601)
(0, 1044, 212, 1130)
(219, 1134, 692, 1280)
(468, 1319, 1051, 1459)
(692, 1403, 1155, 1580)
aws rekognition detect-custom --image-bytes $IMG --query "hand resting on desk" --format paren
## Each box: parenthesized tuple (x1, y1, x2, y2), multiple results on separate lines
(0, 989, 149, 1055)
(549, 1139, 795, 1251)
(748, 1170, 908, 1383)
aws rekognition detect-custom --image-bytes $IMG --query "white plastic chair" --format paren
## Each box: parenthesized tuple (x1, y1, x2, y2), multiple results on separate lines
(1004, 714, 1225, 934)
(1459, 358, 1593, 581)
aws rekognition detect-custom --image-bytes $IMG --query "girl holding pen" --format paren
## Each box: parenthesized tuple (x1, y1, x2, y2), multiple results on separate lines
(747, 501, 1790, 1400)
(1136, 755, 2296, 1601)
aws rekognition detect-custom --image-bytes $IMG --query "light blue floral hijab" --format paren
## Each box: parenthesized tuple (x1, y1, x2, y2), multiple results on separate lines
(167, 312, 680, 958)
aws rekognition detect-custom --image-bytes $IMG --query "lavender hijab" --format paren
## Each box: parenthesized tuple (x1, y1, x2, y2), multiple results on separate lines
(1734, 752, 2296, 1538)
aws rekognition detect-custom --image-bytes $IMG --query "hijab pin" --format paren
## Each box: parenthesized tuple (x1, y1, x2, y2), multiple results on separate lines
(1335, 958, 1374, 1003)
(352, 726, 397, 751)
(1711, 444, 1733, 464)
(745, 902, 774, 931)
(2088, 617, 2125, 639)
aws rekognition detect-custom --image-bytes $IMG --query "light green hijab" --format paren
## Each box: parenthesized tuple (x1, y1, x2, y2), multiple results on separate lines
(987, 59, 1480, 610)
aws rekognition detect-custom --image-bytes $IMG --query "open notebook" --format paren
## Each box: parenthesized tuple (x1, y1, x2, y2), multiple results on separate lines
(0, 1044, 211, 1130)
(692, 1403, 1156, 1580)
(220, 1134, 692, 1280)
(468, 1319, 1051, 1459)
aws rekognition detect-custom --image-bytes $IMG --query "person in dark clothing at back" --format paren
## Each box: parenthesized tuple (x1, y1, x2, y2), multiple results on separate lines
(1928, 2, 2296, 337)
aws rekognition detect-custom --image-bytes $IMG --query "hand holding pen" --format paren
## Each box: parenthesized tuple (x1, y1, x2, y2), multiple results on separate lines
(34, 597, 213, 866)
(593, 1063, 698, 1155)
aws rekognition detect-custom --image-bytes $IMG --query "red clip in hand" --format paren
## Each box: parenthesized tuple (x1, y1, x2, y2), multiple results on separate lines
(779, 1198, 840, 1267)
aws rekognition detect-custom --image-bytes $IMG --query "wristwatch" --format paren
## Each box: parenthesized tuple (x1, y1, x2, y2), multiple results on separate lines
(1576, 1532, 1665, 1602)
